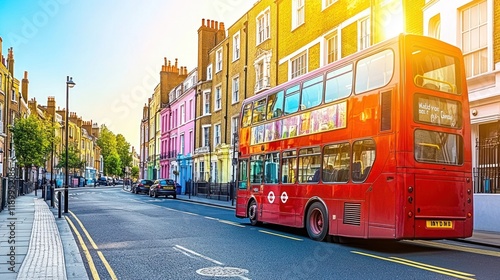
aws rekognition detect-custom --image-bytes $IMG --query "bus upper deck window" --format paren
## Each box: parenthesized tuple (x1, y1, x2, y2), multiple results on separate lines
(284, 85, 300, 115)
(412, 48, 460, 95)
(267, 90, 284, 119)
(355, 49, 394, 94)
(242, 103, 253, 127)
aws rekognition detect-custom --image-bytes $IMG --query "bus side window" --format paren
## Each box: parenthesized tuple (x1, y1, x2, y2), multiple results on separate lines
(301, 76, 323, 109)
(265, 153, 280, 184)
(250, 155, 264, 184)
(282, 150, 297, 184)
(267, 90, 284, 119)
(323, 143, 350, 183)
(284, 85, 300, 115)
(242, 103, 253, 127)
(352, 139, 376, 182)
(253, 98, 267, 123)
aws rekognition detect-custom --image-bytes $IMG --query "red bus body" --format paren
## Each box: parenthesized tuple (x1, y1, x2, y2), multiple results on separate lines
(236, 34, 473, 241)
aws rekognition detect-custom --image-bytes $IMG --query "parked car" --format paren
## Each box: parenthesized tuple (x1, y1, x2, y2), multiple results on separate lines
(107, 177, 115, 186)
(97, 176, 109, 186)
(149, 178, 176, 198)
(133, 179, 154, 194)
(115, 178, 124, 185)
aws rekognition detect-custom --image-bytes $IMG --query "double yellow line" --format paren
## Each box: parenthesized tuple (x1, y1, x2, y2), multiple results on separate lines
(352, 251, 475, 280)
(65, 211, 117, 280)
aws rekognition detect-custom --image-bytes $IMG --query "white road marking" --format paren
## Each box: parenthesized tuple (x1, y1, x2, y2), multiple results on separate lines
(174, 245, 224, 265)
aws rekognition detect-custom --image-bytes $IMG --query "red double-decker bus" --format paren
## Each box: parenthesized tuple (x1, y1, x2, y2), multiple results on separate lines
(235, 34, 473, 241)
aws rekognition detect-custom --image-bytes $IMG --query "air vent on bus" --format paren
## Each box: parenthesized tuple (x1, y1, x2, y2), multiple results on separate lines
(343, 203, 361, 226)
(381, 90, 392, 131)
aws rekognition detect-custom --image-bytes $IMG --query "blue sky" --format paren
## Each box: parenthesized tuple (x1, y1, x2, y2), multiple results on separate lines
(0, 0, 254, 149)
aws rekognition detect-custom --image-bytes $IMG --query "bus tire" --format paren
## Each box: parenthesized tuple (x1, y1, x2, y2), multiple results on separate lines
(248, 200, 259, 226)
(306, 202, 329, 241)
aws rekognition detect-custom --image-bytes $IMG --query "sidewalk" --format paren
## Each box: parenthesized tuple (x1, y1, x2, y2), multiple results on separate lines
(0, 191, 87, 280)
(1, 189, 499, 280)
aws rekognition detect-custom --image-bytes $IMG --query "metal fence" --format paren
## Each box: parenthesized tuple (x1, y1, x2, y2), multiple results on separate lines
(475, 137, 500, 193)
(185, 181, 236, 202)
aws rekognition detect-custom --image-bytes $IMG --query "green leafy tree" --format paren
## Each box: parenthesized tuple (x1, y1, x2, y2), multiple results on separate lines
(130, 166, 139, 179)
(10, 115, 51, 169)
(56, 144, 84, 171)
(96, 125, 119, 176)
(116, 134, 132, 175)
(104, 153, 121, 176)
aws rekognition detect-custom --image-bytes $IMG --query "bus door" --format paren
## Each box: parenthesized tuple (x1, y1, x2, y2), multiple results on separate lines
(250, 154, 279, 222)
(280, 150, 298, 227)
(235, 159, 250, 218)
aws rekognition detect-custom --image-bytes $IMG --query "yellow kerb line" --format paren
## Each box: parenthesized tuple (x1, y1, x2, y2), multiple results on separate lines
(65, 216, 100, 280)
(352, 251, 475, 280)
(69, 211, 118, 280)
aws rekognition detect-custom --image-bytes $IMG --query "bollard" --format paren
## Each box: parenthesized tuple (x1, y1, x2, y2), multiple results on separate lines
(58, 191, 62, 218)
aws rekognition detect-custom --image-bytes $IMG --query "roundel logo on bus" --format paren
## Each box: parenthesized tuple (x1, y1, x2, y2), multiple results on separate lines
(281, 192, 289, 203)
(267, 191, 275, 204)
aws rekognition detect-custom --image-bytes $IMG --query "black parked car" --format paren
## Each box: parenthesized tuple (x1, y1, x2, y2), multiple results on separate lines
(97, 176, 110, 186)
(149, 178, 176, 198)
(132, 179, 154, 194)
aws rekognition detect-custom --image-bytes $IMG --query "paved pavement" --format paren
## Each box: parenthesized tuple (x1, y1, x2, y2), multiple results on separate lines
(1, 187, 499, 280)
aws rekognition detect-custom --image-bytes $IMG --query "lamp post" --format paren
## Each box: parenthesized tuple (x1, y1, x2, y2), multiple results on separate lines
(64, 76, 75, 213)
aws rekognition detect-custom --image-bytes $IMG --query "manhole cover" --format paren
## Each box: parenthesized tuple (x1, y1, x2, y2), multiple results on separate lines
(196, 266, 250, 279)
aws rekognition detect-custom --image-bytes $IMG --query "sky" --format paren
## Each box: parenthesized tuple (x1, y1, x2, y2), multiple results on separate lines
(0, 0, 255, 150)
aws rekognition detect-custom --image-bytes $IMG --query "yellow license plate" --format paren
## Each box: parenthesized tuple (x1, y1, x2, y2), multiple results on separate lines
(163, 187, 173, 190)
(426, 220, 453, 229)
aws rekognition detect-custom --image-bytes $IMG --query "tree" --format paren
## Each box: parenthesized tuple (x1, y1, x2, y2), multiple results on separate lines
(56, 144, 84, 171)
(116, 134, 132, 175)
(130, 166, 139, 179)
(10, 115, 51, 169)
(96, 125, 120, 176)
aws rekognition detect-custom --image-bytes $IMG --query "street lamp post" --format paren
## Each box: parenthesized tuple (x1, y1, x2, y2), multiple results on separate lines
(64, 76, 75, 213)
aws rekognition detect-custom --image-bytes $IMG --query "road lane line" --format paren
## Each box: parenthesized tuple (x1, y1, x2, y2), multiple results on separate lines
(404, 240, 500, 257)
(69, 210, 98, 249)
(258, 230, 303, 241)
(352, 251, 475, 280)
(97, 251, 118, 280)
(218, 220, 246, 228)
(390, 257, 474, 277)
(65, 216, 100, 280)
(174, 245, 224, 265)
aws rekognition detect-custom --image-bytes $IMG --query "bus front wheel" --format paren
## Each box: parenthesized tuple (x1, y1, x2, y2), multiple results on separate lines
(248, 200, 259, 226)
(306, 202, 329, 241)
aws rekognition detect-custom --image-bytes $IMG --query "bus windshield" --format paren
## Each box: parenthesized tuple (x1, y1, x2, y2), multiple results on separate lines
(412, 47, 461, 94)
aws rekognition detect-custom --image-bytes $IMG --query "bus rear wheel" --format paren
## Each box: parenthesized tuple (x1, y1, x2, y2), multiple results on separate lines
(248, 200, 259, 226)
(306, 202, 329, 241)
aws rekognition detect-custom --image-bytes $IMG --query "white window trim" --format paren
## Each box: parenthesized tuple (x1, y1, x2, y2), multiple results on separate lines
(254, 51, 272, 92)
(207, 64, 213, 81)
(214, 123, 221, 146)
(291, 0, 305, 31)
(233, 31, 241, 62)
(232, 75, 240, 105)
(256, 7, 271, 45)
(214, 84, 222, 112)
(203, 90, 211, 116)
(202, 124, 211, 147)
(289, 51, 308, 80)
(324, 30, 339, 65)
(216, 48, 223, 73)
(322, 0, 337, 10)
(357, 16, 371, 51)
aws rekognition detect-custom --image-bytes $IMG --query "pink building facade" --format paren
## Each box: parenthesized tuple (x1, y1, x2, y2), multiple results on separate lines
(160, 69, 197, 193)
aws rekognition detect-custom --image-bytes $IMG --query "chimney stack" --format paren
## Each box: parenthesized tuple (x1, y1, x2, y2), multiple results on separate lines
(22, 71, 29, 101)
(7, 47, 14, 76)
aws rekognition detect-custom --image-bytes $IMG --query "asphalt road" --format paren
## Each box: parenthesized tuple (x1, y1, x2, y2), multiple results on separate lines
(64, 186, 500, 280)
